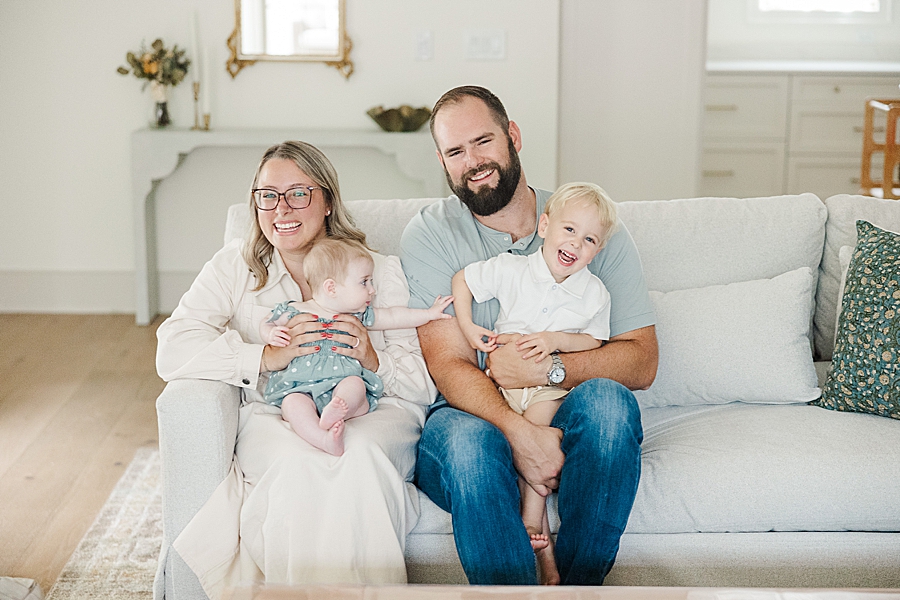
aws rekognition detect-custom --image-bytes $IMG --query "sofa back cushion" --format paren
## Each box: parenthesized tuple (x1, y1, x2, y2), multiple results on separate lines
(616, 194, 826, 293)
(617, 194, 826, 408)
(815, 194, 900, 361)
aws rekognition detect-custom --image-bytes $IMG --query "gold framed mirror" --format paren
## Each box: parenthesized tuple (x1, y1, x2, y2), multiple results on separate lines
(227, 0, 353, 79)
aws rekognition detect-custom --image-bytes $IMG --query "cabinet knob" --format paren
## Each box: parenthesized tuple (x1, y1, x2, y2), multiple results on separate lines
(834, 86, 841, 93)
(703, 170, 735, 178)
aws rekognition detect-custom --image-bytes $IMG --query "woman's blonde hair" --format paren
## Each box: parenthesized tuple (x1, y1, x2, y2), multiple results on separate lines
(242, 141, 369, 290)
(303, 238, 373, 292)
(544, 182, 619, 248)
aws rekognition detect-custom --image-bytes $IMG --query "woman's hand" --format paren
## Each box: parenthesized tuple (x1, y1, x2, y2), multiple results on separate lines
(260, 312, 327, 372)
(328, 313, 379, 372)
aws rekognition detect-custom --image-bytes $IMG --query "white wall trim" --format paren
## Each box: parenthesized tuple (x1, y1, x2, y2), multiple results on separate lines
(0, 271, 200, 316)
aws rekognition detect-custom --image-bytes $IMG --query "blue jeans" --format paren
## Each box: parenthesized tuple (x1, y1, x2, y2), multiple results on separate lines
(414, 378, 643, 585)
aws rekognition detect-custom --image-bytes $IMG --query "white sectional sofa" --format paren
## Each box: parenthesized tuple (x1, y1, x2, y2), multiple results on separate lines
(155, 193, 900, 599)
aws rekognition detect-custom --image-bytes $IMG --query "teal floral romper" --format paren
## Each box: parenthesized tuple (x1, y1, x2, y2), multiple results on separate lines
(263, 301, 383, 414)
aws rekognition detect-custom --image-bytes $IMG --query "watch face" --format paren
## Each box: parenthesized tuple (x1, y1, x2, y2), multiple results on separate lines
(549, 366, 565, 385)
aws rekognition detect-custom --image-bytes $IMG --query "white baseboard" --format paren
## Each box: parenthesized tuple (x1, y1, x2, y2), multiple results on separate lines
(0, 271, 199, 315)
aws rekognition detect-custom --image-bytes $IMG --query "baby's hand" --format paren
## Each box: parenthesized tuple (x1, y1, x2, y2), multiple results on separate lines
(429, 295, 454, 321)
(265, 325, 292, 347)
(516, 332, 558, 362)
(460, 321, 498, 353)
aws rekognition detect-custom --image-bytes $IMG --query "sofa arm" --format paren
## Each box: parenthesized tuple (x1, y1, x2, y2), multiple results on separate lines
(155, 379, 240, 599)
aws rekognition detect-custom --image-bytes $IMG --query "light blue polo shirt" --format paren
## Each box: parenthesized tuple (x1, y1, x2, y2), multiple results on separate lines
(399, 187, 656, 371)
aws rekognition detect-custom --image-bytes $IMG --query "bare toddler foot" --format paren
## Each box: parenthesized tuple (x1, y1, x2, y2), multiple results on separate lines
(319, 396, 349, 430)
(320, 420, 345, 456)
(536, 541, 560, 585)
(529, 531, 550, 551)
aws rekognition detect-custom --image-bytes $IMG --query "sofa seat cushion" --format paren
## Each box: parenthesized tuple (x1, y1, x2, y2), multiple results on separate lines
(410, 402, 900, 537)
(627, 402, 900, 534)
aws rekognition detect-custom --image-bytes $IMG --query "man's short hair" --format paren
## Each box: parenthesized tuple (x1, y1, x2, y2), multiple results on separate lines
(429, 86, 510, 140)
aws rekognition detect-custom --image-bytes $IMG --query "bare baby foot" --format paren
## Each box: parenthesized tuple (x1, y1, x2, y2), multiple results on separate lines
(319, 396, 349, 430)
(320, 420, 345, 456)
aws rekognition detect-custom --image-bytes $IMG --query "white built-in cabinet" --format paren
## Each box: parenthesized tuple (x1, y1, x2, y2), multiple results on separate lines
(700, 73, 900, 199)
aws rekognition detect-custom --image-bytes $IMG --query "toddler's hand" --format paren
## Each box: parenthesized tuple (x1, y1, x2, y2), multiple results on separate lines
(266, 325, 292, 347)
(460, 322, 498, 353)
(516, 332, 557, 362)
(430, 295, 454, 320)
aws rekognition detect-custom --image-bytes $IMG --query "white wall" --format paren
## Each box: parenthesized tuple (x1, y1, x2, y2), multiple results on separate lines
(707, 0, 900, 62)
(0, 0, 559, 314)
(557, 0, 708, 202)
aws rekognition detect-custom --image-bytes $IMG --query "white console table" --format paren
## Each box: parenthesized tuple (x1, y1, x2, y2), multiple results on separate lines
(132, 127, 446, 325)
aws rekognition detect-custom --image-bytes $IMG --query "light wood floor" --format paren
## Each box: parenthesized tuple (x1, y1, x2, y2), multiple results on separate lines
(0, 314, 165, 593)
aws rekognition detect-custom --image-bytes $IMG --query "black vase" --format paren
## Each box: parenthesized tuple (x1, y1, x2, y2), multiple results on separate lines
(155, 101, 171, 128)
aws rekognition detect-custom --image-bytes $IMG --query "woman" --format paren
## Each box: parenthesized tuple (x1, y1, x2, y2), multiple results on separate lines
(156, 141, 436, 598)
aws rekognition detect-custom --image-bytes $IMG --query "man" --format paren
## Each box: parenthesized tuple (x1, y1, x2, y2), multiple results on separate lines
(399, 85, 658, 585)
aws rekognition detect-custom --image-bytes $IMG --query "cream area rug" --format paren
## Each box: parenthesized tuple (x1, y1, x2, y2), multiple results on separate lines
(46, 447, 162, 600)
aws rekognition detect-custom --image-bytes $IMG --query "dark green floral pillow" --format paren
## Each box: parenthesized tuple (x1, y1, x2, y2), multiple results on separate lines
(815, 220, 900, 419)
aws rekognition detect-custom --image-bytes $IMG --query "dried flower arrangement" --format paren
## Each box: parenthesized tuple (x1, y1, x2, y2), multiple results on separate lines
(117, 38, 190, 89)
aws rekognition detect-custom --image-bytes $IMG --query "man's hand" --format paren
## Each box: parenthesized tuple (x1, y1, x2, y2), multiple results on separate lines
(502, 419, 564, 496)
(485, 333, 550, 390)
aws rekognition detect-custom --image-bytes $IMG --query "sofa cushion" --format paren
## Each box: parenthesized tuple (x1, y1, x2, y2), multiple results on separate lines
(617, 194, 826, 294)
(633, 267, 820, 408)
(411, 402, 900, 536)
(346, 198, 440, 257)
(815, 220, 900, 420)
(626, 403, 900, 534)
(815, 194, 900, 360)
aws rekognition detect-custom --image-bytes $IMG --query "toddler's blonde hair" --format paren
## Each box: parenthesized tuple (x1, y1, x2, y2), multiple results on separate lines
(544, 182, 618, 248)
(303, 238, 373, 291)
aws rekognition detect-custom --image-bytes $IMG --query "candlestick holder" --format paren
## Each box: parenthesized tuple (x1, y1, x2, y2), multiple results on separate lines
(191, 82, 202, 130)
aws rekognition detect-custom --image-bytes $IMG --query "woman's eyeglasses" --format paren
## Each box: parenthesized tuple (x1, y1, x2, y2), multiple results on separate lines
(252, 186, 322, 211)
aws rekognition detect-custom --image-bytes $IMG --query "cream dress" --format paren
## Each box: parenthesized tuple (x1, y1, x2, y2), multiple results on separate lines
(156, 239, 436, 600)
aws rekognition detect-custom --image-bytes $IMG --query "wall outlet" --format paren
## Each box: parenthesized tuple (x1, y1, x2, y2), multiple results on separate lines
(463, 29, 506, 61)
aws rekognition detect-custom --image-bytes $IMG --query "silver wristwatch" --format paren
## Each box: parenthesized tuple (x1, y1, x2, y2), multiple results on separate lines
(547, 353, 566, 386)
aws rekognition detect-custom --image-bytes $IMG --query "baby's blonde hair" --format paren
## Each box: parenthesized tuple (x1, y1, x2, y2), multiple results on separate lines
(544, 182, 619, 248)
(303, 238, 373, 291)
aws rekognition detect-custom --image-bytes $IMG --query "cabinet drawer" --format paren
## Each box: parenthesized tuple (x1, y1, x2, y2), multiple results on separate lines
(786, 154, 885, 199)
(703, 75, 789, 140)
(790, 110, 867, 153)
(792, 76, 900, 110)
(700, 143, 785, 198)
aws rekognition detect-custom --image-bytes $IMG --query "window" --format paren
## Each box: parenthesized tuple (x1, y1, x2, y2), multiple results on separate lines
(749, 0, 890, 22)
(759, 0, 879, 11)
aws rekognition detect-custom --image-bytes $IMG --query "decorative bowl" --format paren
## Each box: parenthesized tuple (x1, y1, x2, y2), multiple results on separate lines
(366, 105, 432, 132)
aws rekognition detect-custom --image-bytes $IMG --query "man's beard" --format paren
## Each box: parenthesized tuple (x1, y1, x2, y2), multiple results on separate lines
(446, 137, 522, 217)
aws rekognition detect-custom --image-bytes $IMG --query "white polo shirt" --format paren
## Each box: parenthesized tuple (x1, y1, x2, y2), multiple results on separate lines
(464, 248, 611, 341)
